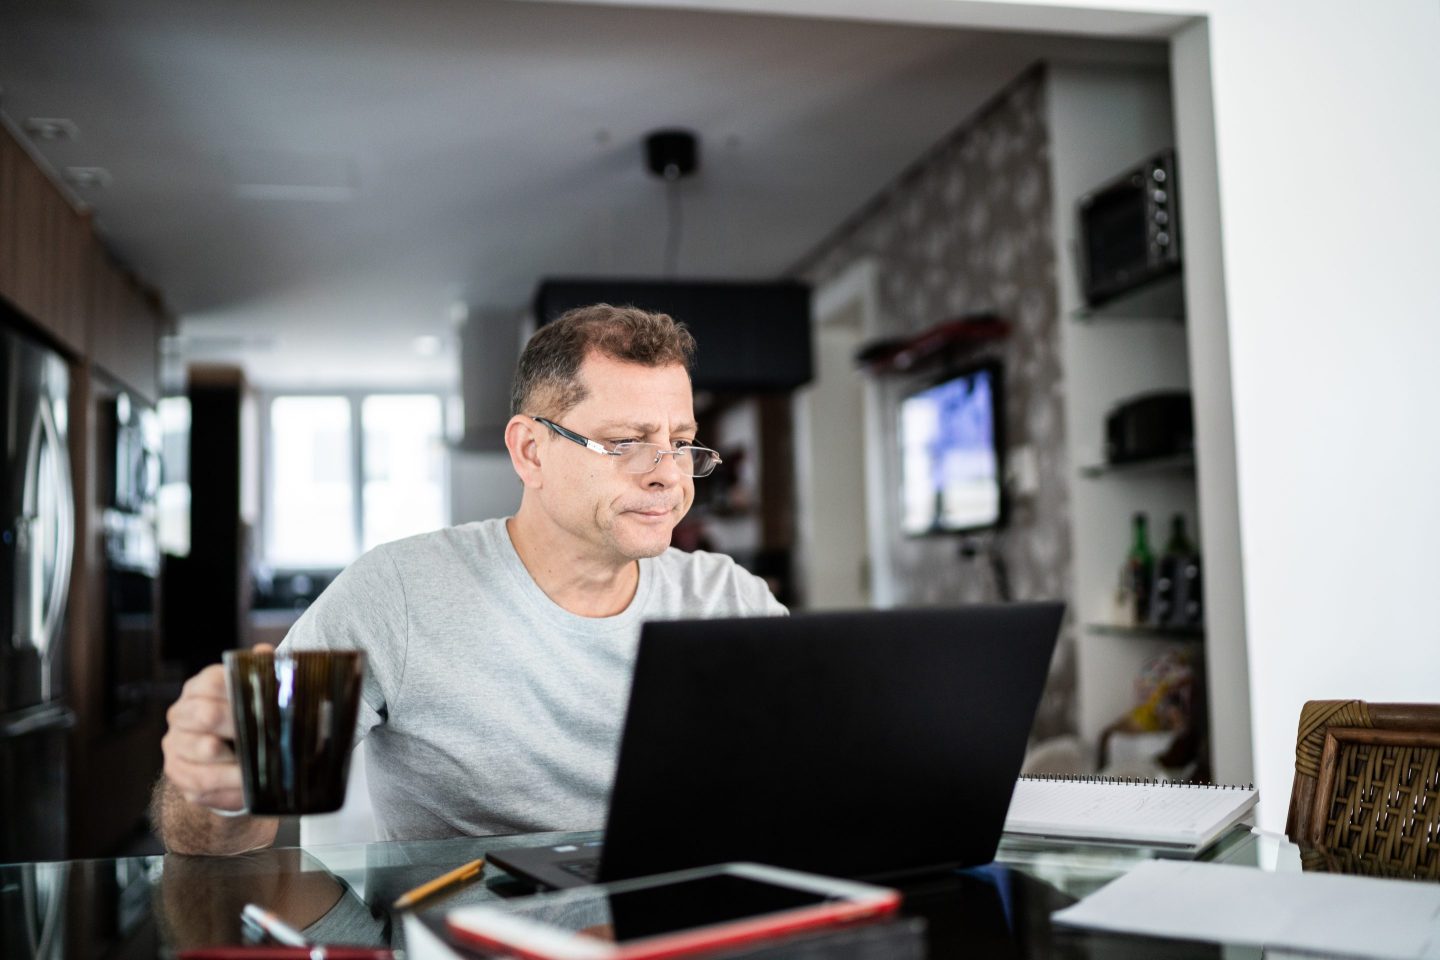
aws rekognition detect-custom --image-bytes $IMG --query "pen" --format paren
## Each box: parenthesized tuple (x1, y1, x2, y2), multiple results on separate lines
(241, 903, 310, 947)
(391, 857, 486, 910)
(178, 948, 394, 960)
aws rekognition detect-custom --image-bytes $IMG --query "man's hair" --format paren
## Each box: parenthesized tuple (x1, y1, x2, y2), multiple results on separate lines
(510, 304, 696, 418)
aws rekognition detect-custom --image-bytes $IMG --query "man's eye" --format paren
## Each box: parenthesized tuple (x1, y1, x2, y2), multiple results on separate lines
(609, 440, 641, 449)
(672, 440, 696, 450)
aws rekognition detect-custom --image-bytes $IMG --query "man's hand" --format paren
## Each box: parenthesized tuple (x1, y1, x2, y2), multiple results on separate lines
(154, 644, 279, 855)
(162, 647, 268, 813)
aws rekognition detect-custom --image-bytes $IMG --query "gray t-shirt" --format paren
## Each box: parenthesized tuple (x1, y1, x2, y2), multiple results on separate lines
(279, 518, 785, 841)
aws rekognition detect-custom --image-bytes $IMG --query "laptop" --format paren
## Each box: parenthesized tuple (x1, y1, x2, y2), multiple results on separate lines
(489, 603, 1063, 890)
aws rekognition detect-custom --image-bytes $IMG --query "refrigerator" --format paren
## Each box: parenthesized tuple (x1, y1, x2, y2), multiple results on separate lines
(1, 316, 76, 863)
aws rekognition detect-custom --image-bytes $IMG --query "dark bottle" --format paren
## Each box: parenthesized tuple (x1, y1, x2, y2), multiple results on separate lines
(1151, 513, 1197, 626)
(1126, 512, 1155, 624)
(1178, 531, 1204, 627)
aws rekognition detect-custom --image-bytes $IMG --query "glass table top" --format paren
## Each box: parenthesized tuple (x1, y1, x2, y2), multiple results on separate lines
(0, 826, 1419, 959)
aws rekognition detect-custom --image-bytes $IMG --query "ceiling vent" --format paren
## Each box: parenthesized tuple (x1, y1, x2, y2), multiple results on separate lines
(24, 117, 78, 141)
(64, 166, 111, 189)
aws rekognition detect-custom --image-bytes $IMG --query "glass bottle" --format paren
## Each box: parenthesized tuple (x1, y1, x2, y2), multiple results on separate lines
(1151, 513, 1195, 626)
(1126, 512, 1154, 625)
(1176, 516, 1204, 626)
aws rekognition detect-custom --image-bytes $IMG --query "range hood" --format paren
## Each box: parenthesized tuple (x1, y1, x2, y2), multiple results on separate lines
(456, 279, 814, 452)
(534, 278, 813, 392)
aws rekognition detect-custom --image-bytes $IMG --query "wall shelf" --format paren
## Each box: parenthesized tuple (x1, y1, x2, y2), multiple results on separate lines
(1079, 451, 1195, 479)
(1085, 622, 1205, 642)
(1070, 272, 1185, 324)
(856, 315, 1008, 374)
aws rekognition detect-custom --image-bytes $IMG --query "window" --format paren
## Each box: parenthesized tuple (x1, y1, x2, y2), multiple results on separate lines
(362, 394, 446, 553)
(265, 393, 447, 568)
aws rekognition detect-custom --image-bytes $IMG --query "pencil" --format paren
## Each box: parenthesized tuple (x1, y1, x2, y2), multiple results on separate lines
(391, 857, 485, 910)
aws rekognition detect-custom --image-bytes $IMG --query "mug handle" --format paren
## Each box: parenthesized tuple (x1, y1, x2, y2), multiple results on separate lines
(203, 735, 249, 816)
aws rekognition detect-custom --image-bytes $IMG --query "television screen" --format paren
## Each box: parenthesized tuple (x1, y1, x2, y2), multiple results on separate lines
(899, 363, 1004, 535)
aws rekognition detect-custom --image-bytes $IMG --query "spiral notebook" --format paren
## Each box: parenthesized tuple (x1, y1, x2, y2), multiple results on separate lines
(1002, 776, 1258, 852)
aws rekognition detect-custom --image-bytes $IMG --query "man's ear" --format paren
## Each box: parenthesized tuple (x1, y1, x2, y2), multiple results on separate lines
(504, 416, 546, 489)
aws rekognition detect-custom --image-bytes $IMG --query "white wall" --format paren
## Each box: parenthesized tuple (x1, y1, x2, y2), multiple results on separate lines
(797, 260, 879, 610)
(1116, 0, 1440, 831)
(1169, 20, 1253, 788)
(572, 0, 1440, 830)
(1197, 0, 1440, 830)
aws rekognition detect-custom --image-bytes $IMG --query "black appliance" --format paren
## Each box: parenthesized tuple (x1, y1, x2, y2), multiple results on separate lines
(1078, 148, 1181, 306)
(533, 278, 813, 392)
(1105, 391, 1194, 465)
(98, 388, 160, 729)
(1, 314, 77, 863)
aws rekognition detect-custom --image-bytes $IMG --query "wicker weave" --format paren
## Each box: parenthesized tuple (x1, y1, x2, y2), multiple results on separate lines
(1285, 699, 1440, 879)
(1293, 699, 1372, 780)
(1299, 845, 1440, 882)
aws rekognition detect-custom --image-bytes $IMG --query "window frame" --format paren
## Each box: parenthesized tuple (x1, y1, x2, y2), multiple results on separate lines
(259, 387, 453, 571)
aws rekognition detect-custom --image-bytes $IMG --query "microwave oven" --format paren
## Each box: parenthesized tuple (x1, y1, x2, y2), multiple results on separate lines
(1077, 149, 1180, 307)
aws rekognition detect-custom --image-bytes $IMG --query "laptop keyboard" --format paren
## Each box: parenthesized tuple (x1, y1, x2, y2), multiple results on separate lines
(558, 857, 602, 882)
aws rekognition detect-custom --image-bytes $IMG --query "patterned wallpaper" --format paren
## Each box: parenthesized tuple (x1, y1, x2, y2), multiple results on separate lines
(793, 66, 1076, 740)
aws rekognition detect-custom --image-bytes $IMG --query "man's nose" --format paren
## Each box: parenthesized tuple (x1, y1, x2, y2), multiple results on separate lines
(645, 449, 687, 485)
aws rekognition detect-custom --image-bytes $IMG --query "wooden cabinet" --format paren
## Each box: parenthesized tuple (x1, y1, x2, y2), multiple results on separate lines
(0, 127, 90, 354)
(0, 124, 161, 398)
(3, 122, 168, 855)
(65, 363, 165, 857)
(88, 258, 160, 404)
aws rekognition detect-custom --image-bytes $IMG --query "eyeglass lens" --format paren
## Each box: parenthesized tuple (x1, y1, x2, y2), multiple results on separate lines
(615, 443, 720, 477)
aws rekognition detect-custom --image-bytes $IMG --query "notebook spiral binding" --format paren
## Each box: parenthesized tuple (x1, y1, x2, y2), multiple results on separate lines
(1021, 774, 1256, 790)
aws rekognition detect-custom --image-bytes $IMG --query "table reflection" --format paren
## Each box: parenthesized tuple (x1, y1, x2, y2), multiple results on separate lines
(2, 855, 160, 959)
(1, 826, 1433, 960)
(157, 848, 384, 950)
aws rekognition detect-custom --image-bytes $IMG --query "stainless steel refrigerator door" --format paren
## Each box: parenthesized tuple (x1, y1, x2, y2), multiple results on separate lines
(16, 364, 74, 700)
(0, 701, 74, 864)
(3, 326, 74, 708)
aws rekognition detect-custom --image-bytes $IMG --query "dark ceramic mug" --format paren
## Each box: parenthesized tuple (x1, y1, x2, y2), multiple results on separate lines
(223, 649, 366, 816)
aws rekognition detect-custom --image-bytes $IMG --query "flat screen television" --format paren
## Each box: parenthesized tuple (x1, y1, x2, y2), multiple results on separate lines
(899, 361, 1005, 536)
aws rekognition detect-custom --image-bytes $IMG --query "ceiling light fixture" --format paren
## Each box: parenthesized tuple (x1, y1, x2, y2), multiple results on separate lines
(644, 129, 700, 278)
(644, 129, 699, 181)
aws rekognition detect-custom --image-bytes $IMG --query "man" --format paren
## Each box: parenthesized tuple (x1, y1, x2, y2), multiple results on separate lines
(155, 305, 785, 855)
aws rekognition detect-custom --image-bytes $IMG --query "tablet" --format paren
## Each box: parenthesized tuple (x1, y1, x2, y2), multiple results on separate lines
(445, 862, 901, 960)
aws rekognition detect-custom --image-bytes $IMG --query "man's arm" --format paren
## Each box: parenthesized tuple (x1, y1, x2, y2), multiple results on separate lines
(153, 653, 280, 855)
(150, 775, 278, 855)
(155, 544, 401, 854)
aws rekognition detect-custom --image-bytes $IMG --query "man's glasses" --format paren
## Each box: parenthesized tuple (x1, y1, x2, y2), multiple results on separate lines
(531, 417, 723, 478)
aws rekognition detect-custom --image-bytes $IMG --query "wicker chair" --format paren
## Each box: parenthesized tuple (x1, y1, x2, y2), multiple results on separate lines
(1285, 699, 1440, 880)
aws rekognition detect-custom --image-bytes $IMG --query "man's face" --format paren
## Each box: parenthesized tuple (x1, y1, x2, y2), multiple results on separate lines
(534, 352, 697, 563)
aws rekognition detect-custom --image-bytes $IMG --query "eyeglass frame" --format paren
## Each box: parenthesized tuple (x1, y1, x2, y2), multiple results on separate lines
(530, 416, 724, 477)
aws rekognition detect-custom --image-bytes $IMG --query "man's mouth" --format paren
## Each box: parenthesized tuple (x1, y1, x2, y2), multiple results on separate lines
(626, 505, 676, 518)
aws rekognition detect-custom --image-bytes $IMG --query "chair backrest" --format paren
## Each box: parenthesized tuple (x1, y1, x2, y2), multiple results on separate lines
(1285, 699, 1440, 879)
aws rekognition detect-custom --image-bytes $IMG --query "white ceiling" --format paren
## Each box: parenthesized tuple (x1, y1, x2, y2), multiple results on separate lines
(0, 0, 1163, 389)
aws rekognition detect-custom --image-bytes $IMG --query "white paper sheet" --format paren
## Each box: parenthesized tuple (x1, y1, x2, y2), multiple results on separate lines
(1052, 859, 1440, 959)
